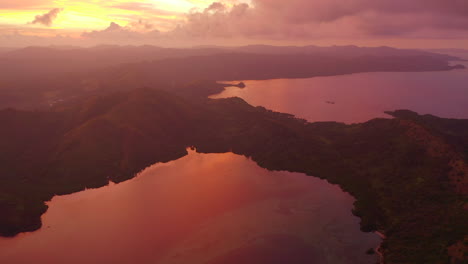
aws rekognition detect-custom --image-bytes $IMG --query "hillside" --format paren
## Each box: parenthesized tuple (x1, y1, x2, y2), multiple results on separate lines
(0, 88, 466, 263)
(0, 45, 457, 81)
(0, 45, 463, 110)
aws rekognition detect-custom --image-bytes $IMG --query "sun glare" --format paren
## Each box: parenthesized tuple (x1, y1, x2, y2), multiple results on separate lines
(0, 0, 217, 33)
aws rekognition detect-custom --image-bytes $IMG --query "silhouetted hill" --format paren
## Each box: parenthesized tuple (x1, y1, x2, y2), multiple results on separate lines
(0, 45, 463, 110)
(0, 45, 225, 81)
(236, 45, 459, 60)
(96, 52, 459, 87)
(0, 45, 458, 82)
(429, 48, 468, 56)
(0, 88, 466, 263)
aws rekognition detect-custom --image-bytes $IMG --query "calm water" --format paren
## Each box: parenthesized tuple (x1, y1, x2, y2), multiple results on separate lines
(212, 62, 468, 123)
(0, 150, 380, 264)
(4, 58, 465, 264)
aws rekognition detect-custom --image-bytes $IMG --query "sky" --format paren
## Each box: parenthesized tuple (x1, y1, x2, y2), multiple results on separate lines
(1, 0, 468, 48)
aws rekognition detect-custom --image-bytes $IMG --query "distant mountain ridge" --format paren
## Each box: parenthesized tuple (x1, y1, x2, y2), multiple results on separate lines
(0, 45, 463, 110)
(0, 45, 460, 81)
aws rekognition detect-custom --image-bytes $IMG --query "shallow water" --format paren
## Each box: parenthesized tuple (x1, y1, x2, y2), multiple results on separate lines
(212, 63, 468, 123)
(0, 150, 380, 264)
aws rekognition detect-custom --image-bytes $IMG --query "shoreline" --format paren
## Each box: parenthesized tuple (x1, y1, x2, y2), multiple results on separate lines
(375, 231, 386, 264)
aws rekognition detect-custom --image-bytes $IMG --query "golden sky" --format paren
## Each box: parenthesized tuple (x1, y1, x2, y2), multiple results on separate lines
(0, 0, 467, 48)
(0, 0, 233, 36)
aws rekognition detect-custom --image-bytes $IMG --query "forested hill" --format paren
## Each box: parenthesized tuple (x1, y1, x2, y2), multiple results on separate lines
(0, 45, 464, 110)
(0, 88, 466, 263)
(89, 52, 462, 90)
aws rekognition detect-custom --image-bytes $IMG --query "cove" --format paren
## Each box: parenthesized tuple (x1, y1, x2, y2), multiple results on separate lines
(0, 150, 380, 264)
(212, 61, 468, 123)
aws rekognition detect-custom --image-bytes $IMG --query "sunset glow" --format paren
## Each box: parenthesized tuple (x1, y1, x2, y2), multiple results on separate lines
(0, 0, 467, 263)
(0, 1, 467, 48)
(0, 0, 211, 33)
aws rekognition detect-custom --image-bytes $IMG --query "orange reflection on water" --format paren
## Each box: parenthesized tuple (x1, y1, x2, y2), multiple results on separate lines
(0, 150, 379, 264)
(213, 65, 468, 124)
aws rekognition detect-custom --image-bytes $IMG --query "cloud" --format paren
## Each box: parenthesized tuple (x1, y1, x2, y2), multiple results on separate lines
(171, 2, 253, 38)
(82, 22, 131, 38)
(251, 1, 464, 35)
(81, 22, 160, 41)
(206, 2, 226, 12)
(251, 0, 468, 23)
(170, 0, 468, 39)
(4, 0, 468, 47)
(31, 8, 63, 26)
(128, 19, 155, 30)
(79, 0, 468, 45)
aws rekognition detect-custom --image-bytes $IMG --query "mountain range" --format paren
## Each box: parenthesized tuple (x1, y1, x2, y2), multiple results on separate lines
(0, 45, 463, 110)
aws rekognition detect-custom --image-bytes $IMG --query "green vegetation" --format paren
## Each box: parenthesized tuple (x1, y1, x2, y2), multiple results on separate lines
(0, 88, 466, 263)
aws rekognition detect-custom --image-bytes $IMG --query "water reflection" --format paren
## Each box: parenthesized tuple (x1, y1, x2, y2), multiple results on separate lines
(0, 150, 379, 264)
(212, 64, 468, 123)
